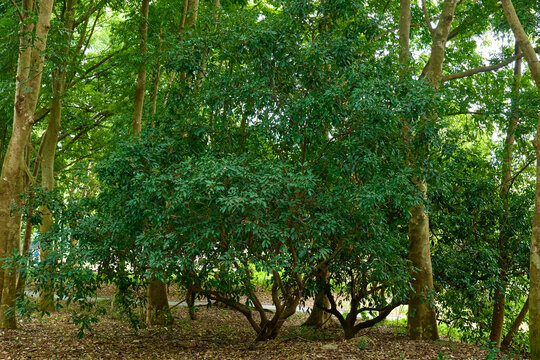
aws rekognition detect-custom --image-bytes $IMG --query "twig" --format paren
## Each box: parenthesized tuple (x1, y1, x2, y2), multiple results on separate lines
(422, 0, 435, 35)
(9, 0, 24, 21)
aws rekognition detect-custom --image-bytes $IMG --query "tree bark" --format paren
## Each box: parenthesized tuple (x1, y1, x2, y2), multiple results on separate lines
(0, 0, 55, 329)
(302, 264, 331, 328)
(406, 0, 458, 341)
(146, 278, 172, 325)
(489, 42, 522, 347)
(184, 0, 200, 30)
(500, 0, 540, 357)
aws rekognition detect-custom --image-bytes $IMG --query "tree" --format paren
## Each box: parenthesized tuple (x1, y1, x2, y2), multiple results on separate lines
(500, 0, 540, 356)
(38, 0, 79, 314)
(405, 0, 458, 341)
(0, 0, 55, 329)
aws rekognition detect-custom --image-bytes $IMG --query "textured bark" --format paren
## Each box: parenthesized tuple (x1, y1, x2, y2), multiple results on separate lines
(398, 0, 411, 68)
(500, 0, 540, 357)
(146, 278, 172, 325)
(490, 42, 522, 347)
(406, 0, 458, 341)
(407, 178, 438, 340)
(132, 0, 150, 135)
(184, 0, 200, 30)
(0, 0, 55, 329)
(302, 265, 331, 328)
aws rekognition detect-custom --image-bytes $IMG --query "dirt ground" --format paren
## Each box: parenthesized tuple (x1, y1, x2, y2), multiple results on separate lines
(0, 301, 529, 360)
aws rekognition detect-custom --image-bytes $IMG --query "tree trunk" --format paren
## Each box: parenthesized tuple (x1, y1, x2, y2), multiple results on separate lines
(490, 42, 522, 347)
(131, 0, 171, 325)
(15, 216, 33, 301)
(38, 0, 78, 313)
(406, 0, 458, 341)
(151, 25, 163, 117)
(302, 264, 331, 328)
(501, 296, 529, 351)
(407, 178, 438, 340)
(186, 285, 197, 320)
(146, 278, 172, 325)
(184, 0, 200, 30)
(132, 0, 150, 135)
(0, 0, 55, 329)
(500, 0, 540, 357)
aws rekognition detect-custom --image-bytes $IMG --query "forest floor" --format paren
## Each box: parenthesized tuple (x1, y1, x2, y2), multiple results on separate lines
(0, 298, 529, 360)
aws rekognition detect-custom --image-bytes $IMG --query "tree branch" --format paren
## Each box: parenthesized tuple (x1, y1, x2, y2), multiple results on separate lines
(442, 49, 540, 82)
(422, 0, 434, 35)
(9, 0, 24, 21)
(507, 155, 535, 190)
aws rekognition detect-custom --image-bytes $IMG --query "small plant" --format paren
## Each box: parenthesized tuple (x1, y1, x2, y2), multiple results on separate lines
(436, 352, 449, 360)
(357, 338, 369, 350)
(482, 340, 502, 360)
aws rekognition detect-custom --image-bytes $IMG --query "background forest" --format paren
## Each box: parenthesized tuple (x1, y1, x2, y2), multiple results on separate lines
(0, 0, 540, 358)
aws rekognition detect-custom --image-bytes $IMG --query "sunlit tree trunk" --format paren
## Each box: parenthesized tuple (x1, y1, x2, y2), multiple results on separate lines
(489, 42, 522, 347)
(0, 0, 55, 329)
(406, 0, 458, 341)
(501, 0, 540, 357)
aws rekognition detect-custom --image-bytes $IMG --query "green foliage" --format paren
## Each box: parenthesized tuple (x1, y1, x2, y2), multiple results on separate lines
(4, 0, 535, 352)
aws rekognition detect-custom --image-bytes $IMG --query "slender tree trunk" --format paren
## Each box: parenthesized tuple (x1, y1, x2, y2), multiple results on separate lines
(500, 0, 540, 357)
(132, 0, 150, 135)
(162, 0, 197, 107)
(501, 296, 529, 351)
(0, 0, 55, 329)
(15, 217, 33, 300)
(151, 25, 163, 116)
(38, 0, 78, 313)
(131, 0, 171, 325)
(406, 0, 458, 341)
(490, 42, 522, 347)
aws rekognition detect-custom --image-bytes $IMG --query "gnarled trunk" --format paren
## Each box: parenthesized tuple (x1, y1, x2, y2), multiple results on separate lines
(302, 264, 332, 328)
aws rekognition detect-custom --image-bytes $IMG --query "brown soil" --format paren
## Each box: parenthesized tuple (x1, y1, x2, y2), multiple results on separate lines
(0, 302, 528, 360)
